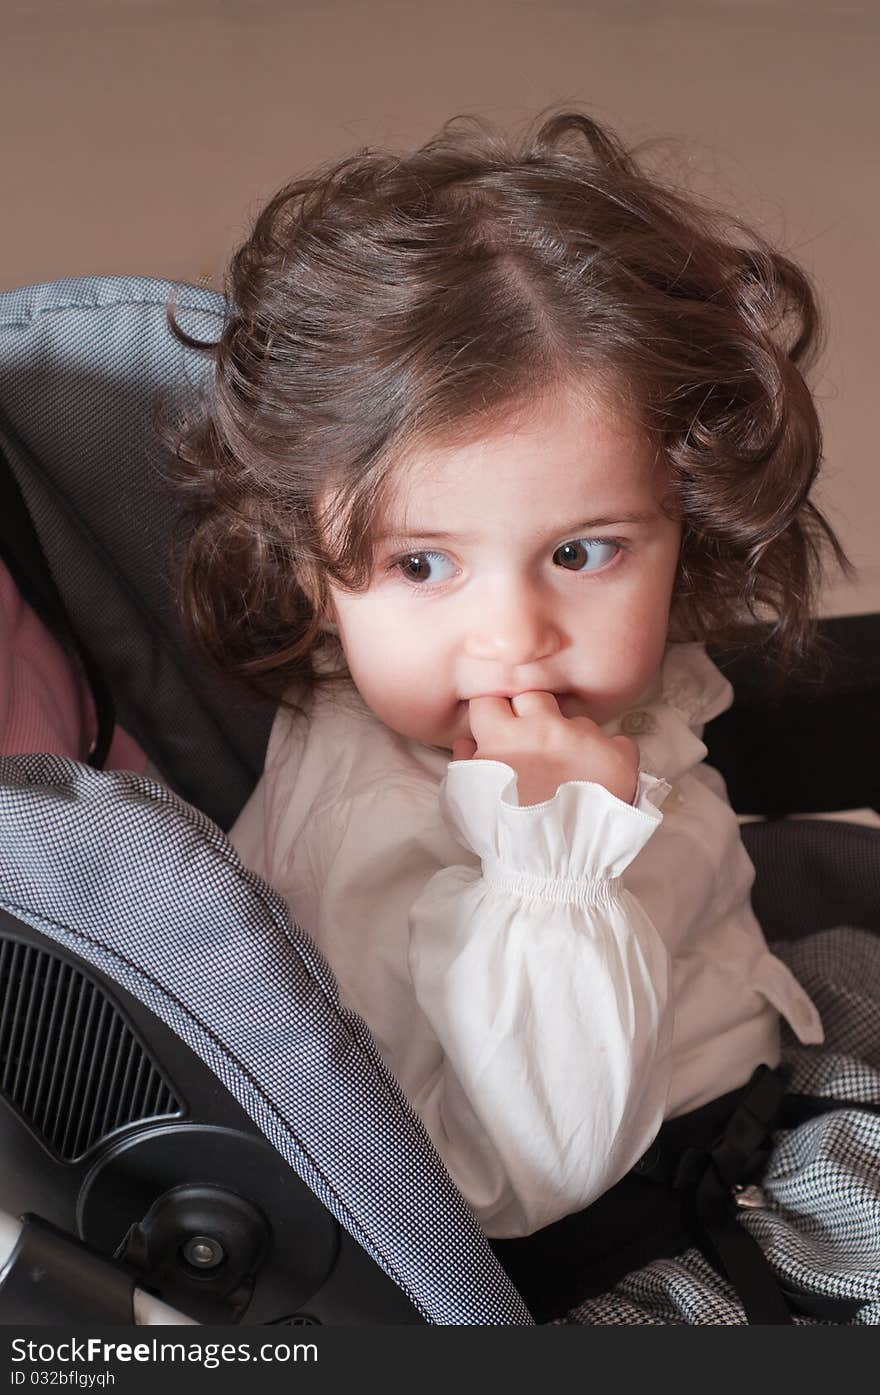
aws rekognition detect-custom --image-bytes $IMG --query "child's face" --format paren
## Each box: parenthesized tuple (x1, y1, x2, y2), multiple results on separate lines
(323, 391, 682, 751)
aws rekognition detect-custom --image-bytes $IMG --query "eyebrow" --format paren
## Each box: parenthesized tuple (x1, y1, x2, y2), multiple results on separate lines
(376, 511, 660, 544)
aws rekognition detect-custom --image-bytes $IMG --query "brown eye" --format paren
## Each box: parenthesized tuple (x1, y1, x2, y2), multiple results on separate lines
(401, 554, 429, 581)
(553, 539, 620, 572)
(396, 551, 455, 585)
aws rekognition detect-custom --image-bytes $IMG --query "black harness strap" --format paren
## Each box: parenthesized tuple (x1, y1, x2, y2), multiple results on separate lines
(673, 1067, 794, 1323)
(0, 444, 115, 768)
(494, 1065, 879, 1324)
(663, 1066, 878, 1325)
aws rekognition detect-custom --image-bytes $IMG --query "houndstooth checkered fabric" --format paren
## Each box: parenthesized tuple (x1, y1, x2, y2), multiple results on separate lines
(558, 925, 880, 1325)
(0, 753, 532, 1325)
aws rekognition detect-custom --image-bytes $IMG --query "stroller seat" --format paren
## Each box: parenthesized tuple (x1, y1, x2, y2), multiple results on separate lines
(0, 276, 878, 1326)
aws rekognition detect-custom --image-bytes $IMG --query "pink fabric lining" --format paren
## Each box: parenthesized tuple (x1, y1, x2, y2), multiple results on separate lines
(0, 558, 147, 771)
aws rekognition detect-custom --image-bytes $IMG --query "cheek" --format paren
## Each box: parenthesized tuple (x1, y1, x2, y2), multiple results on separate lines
(335, 596, 446, 693)
(342, 596, 424, 656)
(584, 566, 676, 694)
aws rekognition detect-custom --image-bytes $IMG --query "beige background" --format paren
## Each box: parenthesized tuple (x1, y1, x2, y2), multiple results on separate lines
(2, 0, 878, 616)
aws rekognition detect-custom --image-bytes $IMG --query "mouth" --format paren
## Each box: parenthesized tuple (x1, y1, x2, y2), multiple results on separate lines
(463, 690, 572, 702)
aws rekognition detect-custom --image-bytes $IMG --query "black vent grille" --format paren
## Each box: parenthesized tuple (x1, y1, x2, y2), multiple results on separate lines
(0, 933, 183, 1162)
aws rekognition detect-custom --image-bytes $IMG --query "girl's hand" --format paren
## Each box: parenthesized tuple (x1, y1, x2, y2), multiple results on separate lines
(451, 692, 640, 807)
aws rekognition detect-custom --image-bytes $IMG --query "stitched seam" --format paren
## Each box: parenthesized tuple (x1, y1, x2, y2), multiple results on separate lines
(482, 861, 621, 907)
(0, 284, 225, 330)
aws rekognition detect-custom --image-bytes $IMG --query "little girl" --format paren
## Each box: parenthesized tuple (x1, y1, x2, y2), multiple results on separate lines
(166, 110, 879, 1323)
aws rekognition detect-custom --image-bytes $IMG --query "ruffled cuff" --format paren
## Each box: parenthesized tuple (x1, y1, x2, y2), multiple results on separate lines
(441, 760, 670, 885)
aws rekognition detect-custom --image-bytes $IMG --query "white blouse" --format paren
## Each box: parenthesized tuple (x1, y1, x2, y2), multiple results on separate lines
(229, 641, 823, 1239)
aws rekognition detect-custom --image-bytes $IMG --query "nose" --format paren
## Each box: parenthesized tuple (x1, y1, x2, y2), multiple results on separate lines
(463, 575, 563, 665)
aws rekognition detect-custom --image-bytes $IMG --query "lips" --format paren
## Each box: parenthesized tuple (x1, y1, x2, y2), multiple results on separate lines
(465, 691, 570, 701)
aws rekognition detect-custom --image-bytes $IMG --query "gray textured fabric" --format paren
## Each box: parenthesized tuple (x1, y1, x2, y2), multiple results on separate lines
(0, 275, 273, 830)
(559, 925, 880, 1325)
(0, 752, 533, 1326)
(742, 818, 880, 939)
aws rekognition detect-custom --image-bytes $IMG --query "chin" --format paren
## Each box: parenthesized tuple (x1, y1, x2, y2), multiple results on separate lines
(407, 711, 461, 752)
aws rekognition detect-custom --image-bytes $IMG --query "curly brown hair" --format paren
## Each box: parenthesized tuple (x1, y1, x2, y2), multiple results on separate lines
(159, 106, 852, 714)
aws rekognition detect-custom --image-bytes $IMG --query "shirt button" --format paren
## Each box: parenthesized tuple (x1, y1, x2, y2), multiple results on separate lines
(620, 709, 658, 736)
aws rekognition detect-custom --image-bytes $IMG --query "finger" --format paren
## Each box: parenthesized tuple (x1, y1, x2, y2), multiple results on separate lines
(610, 734, 640, 764)
(451, 737, 477, 761)
(509, 691, 561, 717)
(466, 695, 516, 744)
